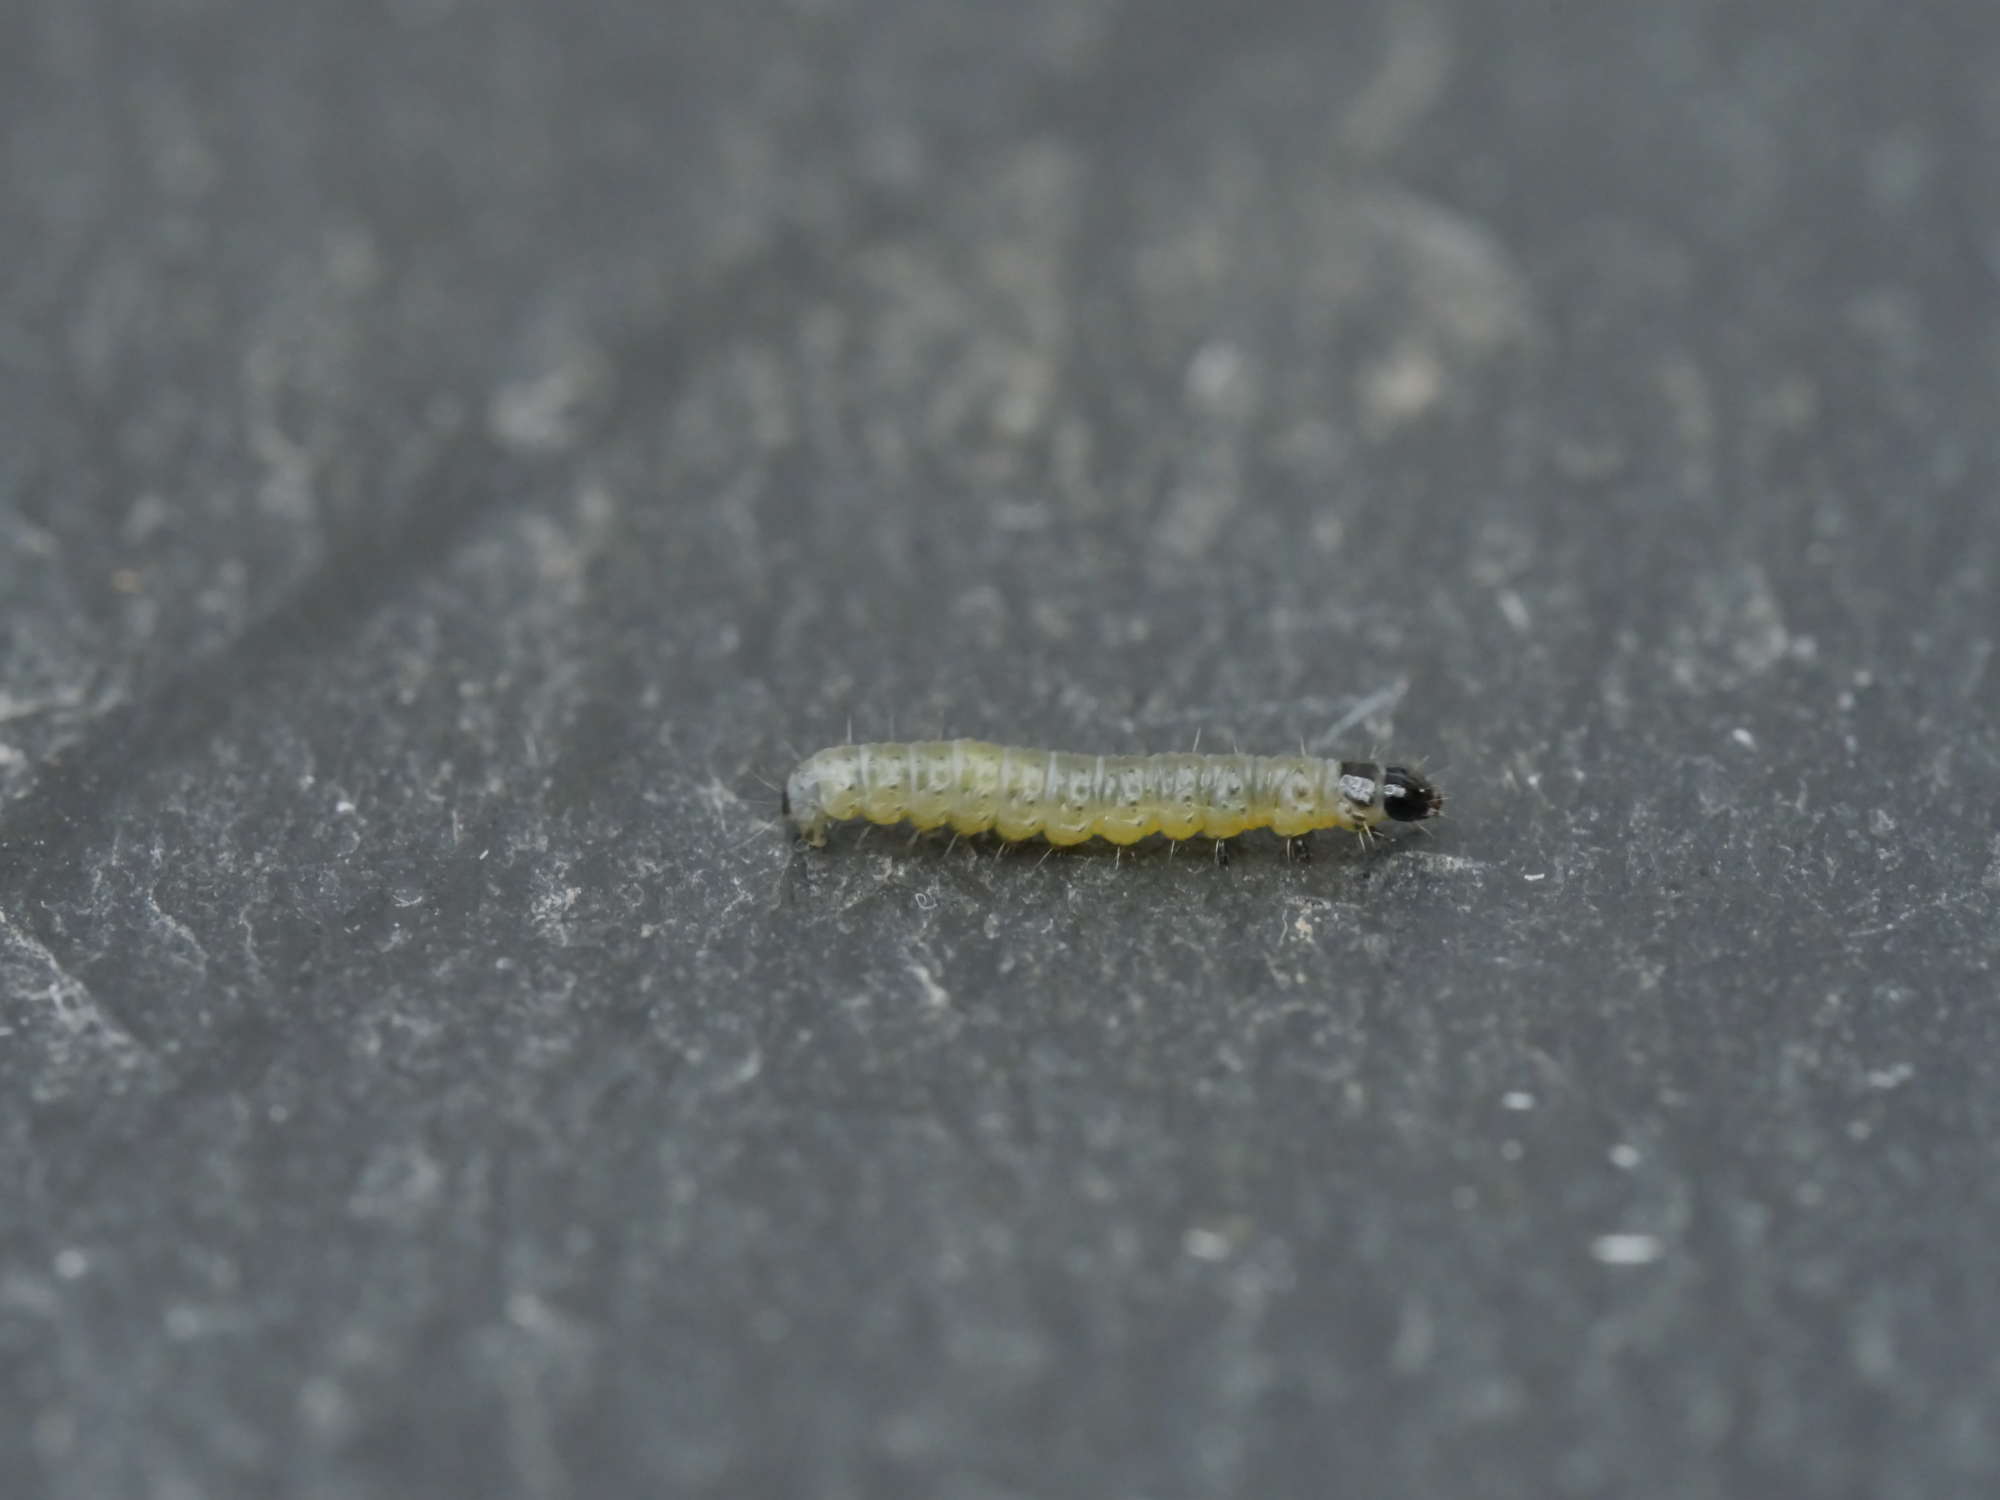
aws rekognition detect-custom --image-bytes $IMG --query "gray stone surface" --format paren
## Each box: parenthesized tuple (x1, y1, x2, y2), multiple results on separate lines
(4, 1, 1998, 1496)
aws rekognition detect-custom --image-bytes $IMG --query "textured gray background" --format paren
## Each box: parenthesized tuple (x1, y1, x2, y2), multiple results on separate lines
(4, 1, 1998, 1497)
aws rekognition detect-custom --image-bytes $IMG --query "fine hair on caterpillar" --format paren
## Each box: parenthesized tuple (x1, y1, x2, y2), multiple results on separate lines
(783, 739, 1444, 858)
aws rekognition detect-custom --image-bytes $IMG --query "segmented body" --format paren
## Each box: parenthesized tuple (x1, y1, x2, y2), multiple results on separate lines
(783, 740, 1443, 849)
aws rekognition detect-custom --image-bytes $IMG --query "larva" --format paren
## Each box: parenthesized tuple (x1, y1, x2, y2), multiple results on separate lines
(783, 740, 1443, 853)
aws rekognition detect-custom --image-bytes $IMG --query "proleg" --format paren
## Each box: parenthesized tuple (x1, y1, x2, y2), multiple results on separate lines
(782, 740, 1443, 851)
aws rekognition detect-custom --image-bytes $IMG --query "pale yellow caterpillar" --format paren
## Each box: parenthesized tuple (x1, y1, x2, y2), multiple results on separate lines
(783, 740, 1444, 855)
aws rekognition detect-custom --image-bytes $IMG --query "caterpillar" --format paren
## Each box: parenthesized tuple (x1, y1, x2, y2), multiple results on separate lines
(783, 740, 1443, 854)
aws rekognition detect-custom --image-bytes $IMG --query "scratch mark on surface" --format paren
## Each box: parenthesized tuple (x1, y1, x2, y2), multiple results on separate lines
(0, 683, 93, 726)
(1407, 852, 1485, 876)
(145, 879, 213, 974)
(0, 906, 142, 1049)
(1338, 0, 1454, 159)
(1320, 680, 1408, 743)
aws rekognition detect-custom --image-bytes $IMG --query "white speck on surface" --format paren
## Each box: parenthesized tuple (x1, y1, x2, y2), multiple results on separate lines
(1866, 1063, 1915, 1090)
(1609, 1144, 1642, 1170)
(1731, 727, 1758, 750)
(1497, 589, 1532, 634)
(1182, 1227, 1232, 1261)
(1157, 481, 1238, 560)
(1360, 341, 1445, 430)
(1501, 1091, 1536, 1111)
(906, 958, 950, 1008)
(1184, 341, 1254, 417)
(54, 1249, 88, 1280)
(990, 500, 1050, 532)
(298, 1375, 352, 1436)
(487, 356, 601, 453)
(1524, 872, 1547, 883)
(1590, 1233, 1664, 1265)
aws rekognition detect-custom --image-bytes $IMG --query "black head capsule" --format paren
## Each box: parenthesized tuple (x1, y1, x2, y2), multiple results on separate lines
(1380, 766, 1444, 823)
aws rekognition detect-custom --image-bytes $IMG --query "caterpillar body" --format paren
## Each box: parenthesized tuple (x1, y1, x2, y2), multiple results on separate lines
(783, 740, 1443, 851)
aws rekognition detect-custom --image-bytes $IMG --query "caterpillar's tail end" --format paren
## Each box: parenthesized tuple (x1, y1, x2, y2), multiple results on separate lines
(1381, 766, 1444, 824)
(784, 765, 830, 847)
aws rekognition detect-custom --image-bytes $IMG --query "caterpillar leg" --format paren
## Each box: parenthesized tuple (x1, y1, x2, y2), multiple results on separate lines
(1212, 838, 1232, 869)
(1287, 833, 1314, 864)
